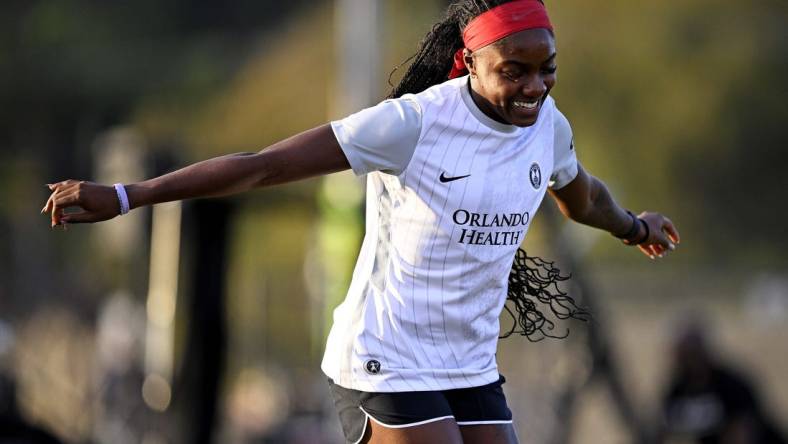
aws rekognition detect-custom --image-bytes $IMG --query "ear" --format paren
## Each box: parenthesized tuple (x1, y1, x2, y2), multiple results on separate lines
(463, 48, 477, 78)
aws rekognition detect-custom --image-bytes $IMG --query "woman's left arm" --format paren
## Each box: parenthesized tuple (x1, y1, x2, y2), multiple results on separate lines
(548, 164, 680, 258)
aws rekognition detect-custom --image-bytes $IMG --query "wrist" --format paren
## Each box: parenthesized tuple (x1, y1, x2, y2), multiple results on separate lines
(623, 217, 649, 245)
(113, 183, 130, 215)
(123, 183, 147, 210)
(613, 210, 639, 240)
(613, 210, 649, 245)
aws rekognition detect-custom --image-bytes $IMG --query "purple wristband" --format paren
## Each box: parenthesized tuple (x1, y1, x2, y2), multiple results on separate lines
(113, 183, 130, 215)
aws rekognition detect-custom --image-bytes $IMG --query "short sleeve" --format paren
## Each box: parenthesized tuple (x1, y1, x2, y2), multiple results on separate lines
(549, 108, 579, 189)
(330, 97, 422, 176)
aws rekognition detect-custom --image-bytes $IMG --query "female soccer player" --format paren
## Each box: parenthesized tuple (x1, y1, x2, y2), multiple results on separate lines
(43, 1, 680, 442)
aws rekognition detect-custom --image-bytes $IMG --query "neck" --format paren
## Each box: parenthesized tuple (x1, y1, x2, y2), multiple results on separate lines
(467, 78, 509, 125)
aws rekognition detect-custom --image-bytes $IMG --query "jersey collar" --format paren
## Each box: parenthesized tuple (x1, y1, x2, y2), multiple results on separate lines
(459, 76, 518, 134)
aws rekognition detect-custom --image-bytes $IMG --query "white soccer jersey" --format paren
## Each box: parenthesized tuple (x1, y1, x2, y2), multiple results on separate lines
(321, 76, 579, 392)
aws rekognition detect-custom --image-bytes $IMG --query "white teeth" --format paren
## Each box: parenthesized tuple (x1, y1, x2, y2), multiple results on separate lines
(513, 100, 539, 110)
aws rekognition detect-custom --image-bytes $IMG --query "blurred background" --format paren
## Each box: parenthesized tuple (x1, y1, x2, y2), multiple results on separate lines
(2, 0, 787, 443)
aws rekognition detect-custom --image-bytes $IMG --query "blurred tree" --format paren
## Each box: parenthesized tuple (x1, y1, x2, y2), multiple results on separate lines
(548, 0, 788, 265)
(673, 0, 788, 265)
(1, 0, 314, 176)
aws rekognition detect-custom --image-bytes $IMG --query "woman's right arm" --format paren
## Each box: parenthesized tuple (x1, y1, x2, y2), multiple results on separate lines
(42, 124, 349, 226)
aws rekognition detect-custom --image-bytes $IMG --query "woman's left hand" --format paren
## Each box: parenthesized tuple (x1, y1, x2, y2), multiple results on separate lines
(633, 211, 681, 259)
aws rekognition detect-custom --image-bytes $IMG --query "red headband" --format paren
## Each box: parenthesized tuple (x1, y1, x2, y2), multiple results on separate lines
(448, 0, 553, 79)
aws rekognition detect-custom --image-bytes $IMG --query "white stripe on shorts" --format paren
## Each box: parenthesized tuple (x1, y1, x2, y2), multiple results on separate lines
(455, 419, 514, 426)
(359, 406, 455, 429)
(351, 410, 370, 444)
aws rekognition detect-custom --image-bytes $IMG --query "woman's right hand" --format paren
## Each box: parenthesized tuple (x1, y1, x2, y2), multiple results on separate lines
(41, 124, 351, 228)
(42, 180, 121, 227)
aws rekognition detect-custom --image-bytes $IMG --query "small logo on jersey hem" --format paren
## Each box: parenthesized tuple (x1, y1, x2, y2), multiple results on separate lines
(439, 172, 471, 183)
(529, 162, 542, 189)
(364, 359, 382, 375)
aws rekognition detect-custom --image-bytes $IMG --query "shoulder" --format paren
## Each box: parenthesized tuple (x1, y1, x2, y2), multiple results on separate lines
(406, 76, 468, 108)
(552, 103, 572, 145)
(333, 96, 422, 141)
(547, 100, 580, 189)
(330, 97, 423, 176)
(346, 96, 422, 125)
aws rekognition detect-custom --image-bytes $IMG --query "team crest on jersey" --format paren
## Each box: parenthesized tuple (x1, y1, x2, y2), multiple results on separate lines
(364, 359, 381, 375)
(529, 162, 542, 189)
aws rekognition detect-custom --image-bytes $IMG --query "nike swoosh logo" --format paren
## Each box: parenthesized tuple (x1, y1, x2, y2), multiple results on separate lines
(439, 172, 471, 183)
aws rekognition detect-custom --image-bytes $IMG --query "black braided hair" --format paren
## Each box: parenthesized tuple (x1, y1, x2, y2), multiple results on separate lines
(387, 0, 518, 98)
(501, 249, 590, 341)
(387, 0, 551, 98)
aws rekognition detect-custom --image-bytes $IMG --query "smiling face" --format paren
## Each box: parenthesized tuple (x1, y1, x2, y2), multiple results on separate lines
(465, 28, 557, 127)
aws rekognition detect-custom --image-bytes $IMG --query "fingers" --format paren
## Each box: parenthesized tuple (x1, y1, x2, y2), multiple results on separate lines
(647, 230, 673, 258)
(53, 193, 92, 227)
(42, 191, 54, 214)
(53, 190, 83, 208)
(662, 217, 681, 245)
(42, 183, 67, 214)
(50, 179, 78, 189)
(641, 245, 671, 260)
(639, 244, 665, 259)
(639, 243, 663, 259)
(43, 181, 83, 227)
(43, 182, 66, 213)
(653, 217, 678, 253)
(632, 212, 681, 260)
(43, 180, 119, 227)
(51, 198, 66, 227)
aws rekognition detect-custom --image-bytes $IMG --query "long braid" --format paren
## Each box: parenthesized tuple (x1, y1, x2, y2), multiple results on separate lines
(388, 0, 516, 98)
(502, 249, 590, 341)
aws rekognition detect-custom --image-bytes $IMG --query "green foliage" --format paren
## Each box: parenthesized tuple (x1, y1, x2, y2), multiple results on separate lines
(546, 0, 788, 264)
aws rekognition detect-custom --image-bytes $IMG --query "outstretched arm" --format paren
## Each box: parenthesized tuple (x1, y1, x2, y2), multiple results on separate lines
(548, 165, 680, 258)
(42, 124, 349, 226)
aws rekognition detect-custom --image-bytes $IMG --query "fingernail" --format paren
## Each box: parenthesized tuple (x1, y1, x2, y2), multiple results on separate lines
(650, 255, 655, 260)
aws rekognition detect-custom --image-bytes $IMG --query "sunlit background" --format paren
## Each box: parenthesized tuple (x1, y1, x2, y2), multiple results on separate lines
(2, 0, 787, 443)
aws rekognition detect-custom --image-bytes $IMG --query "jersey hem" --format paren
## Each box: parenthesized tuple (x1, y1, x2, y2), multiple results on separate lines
(322, 367, 502, 393)
(456, 419, 513, 426)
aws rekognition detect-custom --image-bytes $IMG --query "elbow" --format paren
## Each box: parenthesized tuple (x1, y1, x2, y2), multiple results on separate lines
(250, 155, 277, 189)
(552, 189, 595, 223)
(561, 175, 606, 224)
(249, 151, 287, 189)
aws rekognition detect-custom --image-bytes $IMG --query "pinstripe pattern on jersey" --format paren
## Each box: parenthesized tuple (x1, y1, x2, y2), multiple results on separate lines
(322, 77, 556, 392)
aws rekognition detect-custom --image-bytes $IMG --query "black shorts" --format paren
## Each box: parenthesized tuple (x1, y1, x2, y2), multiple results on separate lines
(328, 375, 513, 444)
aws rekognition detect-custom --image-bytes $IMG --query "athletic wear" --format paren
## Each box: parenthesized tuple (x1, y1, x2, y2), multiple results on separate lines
(322, 76, 579, 392)
(330, 80, 577, 188)
(329, 375, 512, 444)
